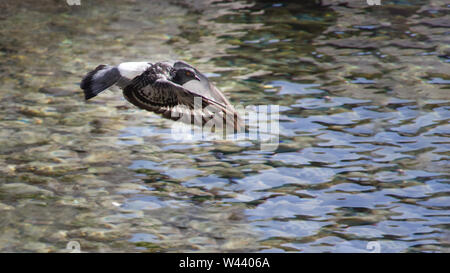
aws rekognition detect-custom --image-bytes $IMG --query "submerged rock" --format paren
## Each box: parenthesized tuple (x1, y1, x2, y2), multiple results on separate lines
(0, 183, 54, 198)
(0, 202, 14, 211)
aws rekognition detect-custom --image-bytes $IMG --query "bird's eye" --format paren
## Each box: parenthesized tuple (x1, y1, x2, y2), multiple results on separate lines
(185, 71, 192, 77)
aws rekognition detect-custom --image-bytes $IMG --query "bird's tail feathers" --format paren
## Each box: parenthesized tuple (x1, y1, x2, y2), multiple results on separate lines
(80, 65, 121, 100)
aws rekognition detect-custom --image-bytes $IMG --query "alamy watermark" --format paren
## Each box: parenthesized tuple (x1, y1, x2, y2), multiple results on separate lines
(65, 240, 380, 253)
(67, 1, 380, 7)
(66, 0, 81, 5)
(367, 0, 381, 5)
(366, 241, 381, 253)
(169, 99, 280, 152)
(66, 241, 81, 253)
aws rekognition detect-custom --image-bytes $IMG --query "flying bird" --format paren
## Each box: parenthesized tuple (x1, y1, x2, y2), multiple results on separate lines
(80, 60, 242, 131)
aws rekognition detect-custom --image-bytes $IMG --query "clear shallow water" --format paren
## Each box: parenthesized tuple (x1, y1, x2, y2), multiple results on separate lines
(0, 0, 448, 252)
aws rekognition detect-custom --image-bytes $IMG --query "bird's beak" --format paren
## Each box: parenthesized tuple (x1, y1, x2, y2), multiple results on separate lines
(194, 75, 201, 81)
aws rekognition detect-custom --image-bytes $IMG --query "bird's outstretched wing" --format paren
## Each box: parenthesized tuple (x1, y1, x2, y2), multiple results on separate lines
(123, 74, 241, 131)
(173, 60, 243, 130)
(173, 61, 234, 106)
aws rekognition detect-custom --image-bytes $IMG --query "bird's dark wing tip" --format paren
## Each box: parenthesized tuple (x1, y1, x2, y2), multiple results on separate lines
(80, 65, 120, 101)
(84, 92, 96, 101)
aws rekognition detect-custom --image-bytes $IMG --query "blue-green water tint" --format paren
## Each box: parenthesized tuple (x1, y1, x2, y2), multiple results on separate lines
(0, 0, 448, 252)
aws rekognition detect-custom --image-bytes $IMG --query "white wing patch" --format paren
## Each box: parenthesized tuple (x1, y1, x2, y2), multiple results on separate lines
(117, 62, 151, 79)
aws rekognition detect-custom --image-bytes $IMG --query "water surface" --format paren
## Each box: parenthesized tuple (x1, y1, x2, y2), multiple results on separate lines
(0, 0, 448, 252)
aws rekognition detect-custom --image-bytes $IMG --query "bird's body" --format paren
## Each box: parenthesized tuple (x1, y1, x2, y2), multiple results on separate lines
(80, 61, 242, 131)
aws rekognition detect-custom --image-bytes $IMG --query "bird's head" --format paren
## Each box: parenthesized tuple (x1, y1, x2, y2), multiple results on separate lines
(172, 67, 201, 85)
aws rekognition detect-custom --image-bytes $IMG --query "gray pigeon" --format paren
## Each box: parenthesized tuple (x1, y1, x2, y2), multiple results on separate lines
(80, 60, 242, 131)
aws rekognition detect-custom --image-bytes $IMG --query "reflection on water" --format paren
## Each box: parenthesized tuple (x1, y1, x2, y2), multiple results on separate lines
(0, 0, 448, 252)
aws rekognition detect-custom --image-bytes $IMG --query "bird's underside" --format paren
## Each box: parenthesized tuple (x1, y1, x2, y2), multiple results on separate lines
(80, 60, 243, 132)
